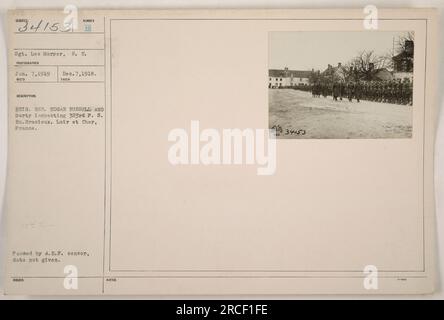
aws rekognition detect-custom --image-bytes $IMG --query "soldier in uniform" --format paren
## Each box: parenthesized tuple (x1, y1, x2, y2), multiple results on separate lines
(377, 82, 382, 102)
(383, 81, 388, 103)
(366, 82, 372, 101)
(383, 81, 390, 103)
(392, 80, 398, 104)
(354, 81, 362, 103)
(332, 81, 341, 101)
(408, 79, 413, 105)
(367, 82, 373, 101)
(368, 82, 373, 101)
(381, 82, 386, 102)
(384, 81, 390, 103)
(396, 79, 403, 105)
(339, 81, 345, 101)
(316, 82, 322, 98)
(389, 80, 396, 104)
(322, 82, 329, 98)
(370, 82, 377, 101)
(313, 82, 321, 98)
(346, 82, 354, 102)
(375, 82, 381, 102)
(362, 82, 368, 101)
(402, 79, 409, 104)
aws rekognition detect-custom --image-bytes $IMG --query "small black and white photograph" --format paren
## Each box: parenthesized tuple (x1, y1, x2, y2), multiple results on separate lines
(269, 31, 415, 139)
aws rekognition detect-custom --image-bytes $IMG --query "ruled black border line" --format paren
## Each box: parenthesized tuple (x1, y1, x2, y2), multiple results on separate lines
(13, 48, 104, 50)
(102, 16, 107, 294)
(11, 275, 428, 279)
(104, 18, 428, 276)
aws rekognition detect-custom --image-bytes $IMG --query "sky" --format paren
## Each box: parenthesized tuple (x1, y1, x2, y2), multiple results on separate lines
(269, 31, 412, 71)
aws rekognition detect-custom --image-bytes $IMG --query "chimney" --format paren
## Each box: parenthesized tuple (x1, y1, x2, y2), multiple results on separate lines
(283, 67, 289, 77)
(405, 40, 414, 55)
(338, 62, 342, 68)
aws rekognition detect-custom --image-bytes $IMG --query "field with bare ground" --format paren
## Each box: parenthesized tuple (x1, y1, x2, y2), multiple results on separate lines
(269, 89, 412, 139)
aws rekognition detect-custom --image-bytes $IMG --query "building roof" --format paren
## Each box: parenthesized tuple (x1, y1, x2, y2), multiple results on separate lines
(322, 64, 347, 79)
(374, 68, 391, 74)
(373, 68, 394, 81)
(393, 51, 413, 61)
(269, 69, 312, 78)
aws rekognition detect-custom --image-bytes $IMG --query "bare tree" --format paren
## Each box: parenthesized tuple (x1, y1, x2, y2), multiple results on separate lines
(396, 31, 415, 55)
(309, 70, 321, 84)
(349, 50, 392, 80)
(339, 62, 355, 82)
(381, 50, 395, 71)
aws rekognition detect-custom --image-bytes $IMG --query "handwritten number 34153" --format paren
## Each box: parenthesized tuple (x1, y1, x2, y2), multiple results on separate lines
(17, 19, 61, 33)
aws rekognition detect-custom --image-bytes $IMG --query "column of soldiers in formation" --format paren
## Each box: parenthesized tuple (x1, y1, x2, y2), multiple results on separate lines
(311, 79, 413, 105)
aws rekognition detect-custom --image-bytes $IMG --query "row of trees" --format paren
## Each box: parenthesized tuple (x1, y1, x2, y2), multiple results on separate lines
(309, 32, 414, 84)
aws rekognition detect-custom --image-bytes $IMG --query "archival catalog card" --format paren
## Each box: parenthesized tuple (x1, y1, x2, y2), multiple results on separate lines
(4, 8, 438, 295)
